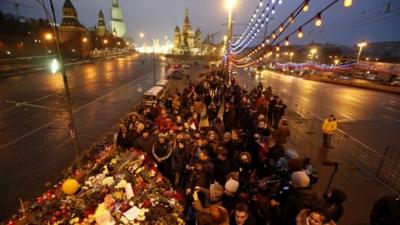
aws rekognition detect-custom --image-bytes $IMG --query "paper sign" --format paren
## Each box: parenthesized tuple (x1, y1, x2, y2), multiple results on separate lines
(125, 182, 134, 200)
(123, 206, 140, 221)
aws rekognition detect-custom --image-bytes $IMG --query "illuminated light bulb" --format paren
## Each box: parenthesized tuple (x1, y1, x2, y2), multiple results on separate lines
(266, 38, 270, 43)
(266, 18, 269, 22)
(256, 9, 259, 13)
(278, 0, 283, 4)
(269, 51, 273, 55)
(289, 14, 294, 23)
(272, 0, 275, 3)
(259, 1, 263, 7)
(261, 24, 264, 27)
(251, 18, 254, 22)
(257, 29, 260, 32)
(303, 1, 309, 11)
(297, 27, 303, 38)
(279, 24, 284, 32)
(276, 45, 280, 51)
(272, 7, 275, 14)
(264, 55, 267, 59)
(285, 38, 290, 46)
(258, 19, 261, 23)
(262, 13, 265, 17)
(344, 0, 352, 7)
(253, 14, 256, 18)
(262, 43, 265, 47)
(315, 13, 322, 27)
(272, 32, 276, 39)
(267, 6, 270, 10)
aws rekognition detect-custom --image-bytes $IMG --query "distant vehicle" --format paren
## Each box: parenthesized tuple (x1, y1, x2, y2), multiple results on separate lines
(182, 63, 192, 68)
(168, 70, 184, 80)
(391, 77, 400, 86)
(338, 75, 351, 80)
(366, 74, 378, 81)
(142, 86, 165, 106)
(155, 79, 169, 88)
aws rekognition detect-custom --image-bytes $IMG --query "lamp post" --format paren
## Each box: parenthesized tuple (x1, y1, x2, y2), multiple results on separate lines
(44, 32, 53, 55)
(356, 41, 367, 69)
(140, 33, 156, 85)
(310, 48, 317, 62)
(226, 0, 237, 83)
(289, 52, 294, 62)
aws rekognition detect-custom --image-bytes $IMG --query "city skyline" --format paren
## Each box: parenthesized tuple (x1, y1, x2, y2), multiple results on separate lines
(0, 0, 399, 46)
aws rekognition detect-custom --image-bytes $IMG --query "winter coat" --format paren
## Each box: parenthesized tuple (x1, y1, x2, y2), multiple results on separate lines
(273, 103, 287, 118)
(279, 187, 323, 225)
(322, 118, 337, 134)
(171, 148, 185, 173)
(133, 135, 157, 155)
(277, 124, 291, 144)
(296, 209, 336, 225)
(370, 195, 400, 225)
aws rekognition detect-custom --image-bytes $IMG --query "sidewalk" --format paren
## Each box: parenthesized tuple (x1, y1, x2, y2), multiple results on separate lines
(235, 75, 393, 225)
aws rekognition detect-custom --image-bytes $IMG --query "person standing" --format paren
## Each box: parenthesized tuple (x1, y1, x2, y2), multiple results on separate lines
(321, 115, 337, 149)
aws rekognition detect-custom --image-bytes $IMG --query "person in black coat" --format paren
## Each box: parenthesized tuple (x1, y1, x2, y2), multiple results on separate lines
(215, 147, 234, 185)
(272, 99, 287, 129)
(171, 140, 186, 189)
(370, 194, 400, 225)
(152, 133, 172, 180)
(324, 188, 347, 223)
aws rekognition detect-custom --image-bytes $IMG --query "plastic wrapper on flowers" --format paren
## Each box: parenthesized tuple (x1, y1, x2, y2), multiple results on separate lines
(6, 148, 185, 225)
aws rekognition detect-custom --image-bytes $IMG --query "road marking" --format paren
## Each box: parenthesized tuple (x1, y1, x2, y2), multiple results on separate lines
(341, 114, 354, 121)
(385, 107, 400, 113)
(0, 73, 151, 150)
(300, 96, 310, 102)
(382, 115, 400, 123)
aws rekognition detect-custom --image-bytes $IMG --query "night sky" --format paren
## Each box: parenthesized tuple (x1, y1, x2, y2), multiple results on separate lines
(0, 0, 399, 46)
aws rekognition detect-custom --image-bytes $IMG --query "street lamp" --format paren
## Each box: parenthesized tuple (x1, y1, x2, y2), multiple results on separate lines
(310, 48, 317, 62)
(334, 59, 340, 65)
(140, 33, 157, 85)
(43, 32, 53, 55)
(290, 52, 294, 62)
(82, 37, 88, 43)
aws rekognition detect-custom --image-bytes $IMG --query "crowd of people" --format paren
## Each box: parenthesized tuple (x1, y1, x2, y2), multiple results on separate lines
(113, 70, 347, 225)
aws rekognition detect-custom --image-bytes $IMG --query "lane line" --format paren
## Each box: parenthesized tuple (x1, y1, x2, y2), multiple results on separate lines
(300, 96, 310, 102)
(0, 73, 151, 150)
(382, 115, 400, 123)
(341, 114, 354, 121)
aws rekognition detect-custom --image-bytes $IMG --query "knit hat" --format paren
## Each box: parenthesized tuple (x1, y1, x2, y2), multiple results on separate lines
(136, 123, 145, 133)
(225, 178, 239, 194)
(327, 188, 347, 204)
(291, 171, 310, 188)
(209, 183, 224, 201)
(223, 132, 232, 141)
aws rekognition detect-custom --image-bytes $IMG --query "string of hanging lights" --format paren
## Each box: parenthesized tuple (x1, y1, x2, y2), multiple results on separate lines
(232, 0, 307, 62)
(232, 0, 351, 68)
(230, 0, 282, 54)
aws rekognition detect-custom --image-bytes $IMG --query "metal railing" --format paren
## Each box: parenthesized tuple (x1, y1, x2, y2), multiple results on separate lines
(278, 92, 400, 191)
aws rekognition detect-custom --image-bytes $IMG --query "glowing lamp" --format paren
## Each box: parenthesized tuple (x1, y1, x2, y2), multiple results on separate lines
(297, 28, 303, 39)
(344, 0, 352, 7)
(315, 13, 322, 27)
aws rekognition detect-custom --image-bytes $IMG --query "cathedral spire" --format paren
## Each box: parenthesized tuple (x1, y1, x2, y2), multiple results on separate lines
(97, 10, 106, 36)
(183, 9, 192, 33)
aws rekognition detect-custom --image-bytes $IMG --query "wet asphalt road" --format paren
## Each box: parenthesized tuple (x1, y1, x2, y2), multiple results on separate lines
(237, 69, 400, 154)
(0, 53, 169, 220)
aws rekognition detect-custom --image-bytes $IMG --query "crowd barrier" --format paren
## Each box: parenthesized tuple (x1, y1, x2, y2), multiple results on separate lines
(277, 92, 400, 191)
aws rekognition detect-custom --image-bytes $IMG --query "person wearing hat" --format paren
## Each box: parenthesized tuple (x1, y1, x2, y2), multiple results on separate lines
(272, 171, 323, 225)
(133, 128, 157, 155)
(193, 182, 225, 212)
(324, 188, 347, 223)
(222, 177, 240, 212)
(114, 123, 129, 149)
(277, 119, 291, 146)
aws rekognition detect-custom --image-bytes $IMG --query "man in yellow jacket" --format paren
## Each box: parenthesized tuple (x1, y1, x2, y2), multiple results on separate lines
(322, 114, 337, 149)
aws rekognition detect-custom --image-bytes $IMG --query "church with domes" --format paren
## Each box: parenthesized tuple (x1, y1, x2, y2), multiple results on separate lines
(172, 9, 202, 55)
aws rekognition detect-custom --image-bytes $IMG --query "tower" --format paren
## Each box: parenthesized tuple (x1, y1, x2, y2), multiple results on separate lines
(182, 9, 192, 33)
(110, 0, 127, 38)
(60, 0, 84, 30)
(97, 10, 106, 36)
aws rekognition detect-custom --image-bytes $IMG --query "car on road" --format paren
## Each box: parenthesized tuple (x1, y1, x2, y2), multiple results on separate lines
(167, 70, 184, 80)
(390, 77, 400, 86)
